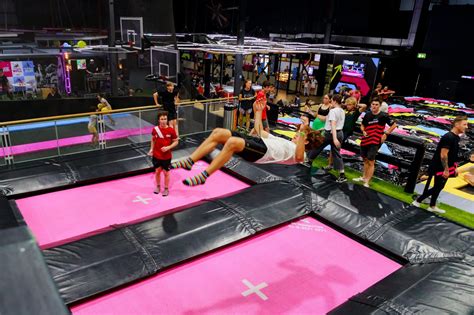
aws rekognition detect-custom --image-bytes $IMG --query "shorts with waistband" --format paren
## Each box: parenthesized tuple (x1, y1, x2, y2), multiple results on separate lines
(231, 131, 268, 162)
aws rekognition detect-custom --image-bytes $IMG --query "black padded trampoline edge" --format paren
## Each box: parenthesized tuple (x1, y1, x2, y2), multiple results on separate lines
(43, 180, 313, 304)
(2, 139, 473, 314)
(0, 140, 196, 198)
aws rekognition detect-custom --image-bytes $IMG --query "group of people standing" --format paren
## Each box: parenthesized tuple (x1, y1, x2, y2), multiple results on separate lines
(305, 93, 396, 186)
(116, 78, 469, 217)
(303, 78, 318, 97)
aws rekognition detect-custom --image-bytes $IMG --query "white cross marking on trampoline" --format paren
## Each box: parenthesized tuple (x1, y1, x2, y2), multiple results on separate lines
(133, 196, 152, 205)
(241, 279, 268, 301)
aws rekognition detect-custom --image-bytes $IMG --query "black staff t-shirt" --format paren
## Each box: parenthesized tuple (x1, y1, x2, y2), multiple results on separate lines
(160, 88, 178, 112)
(429, 131, 460, 175)
(240, 88, 255, 110)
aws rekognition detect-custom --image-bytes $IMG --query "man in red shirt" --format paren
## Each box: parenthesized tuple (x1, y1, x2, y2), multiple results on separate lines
(148, 112, 179, 196)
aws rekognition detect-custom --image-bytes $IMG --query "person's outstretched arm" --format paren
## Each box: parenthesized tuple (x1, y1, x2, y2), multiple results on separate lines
(153, 92, 160, 106)
(174, 93, 180, 106)
(294, 116, 309, 162)
(253, 99, 269, 138)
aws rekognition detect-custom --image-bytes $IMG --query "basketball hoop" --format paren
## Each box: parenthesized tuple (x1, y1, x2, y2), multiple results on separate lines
(120, 17, 143, 50)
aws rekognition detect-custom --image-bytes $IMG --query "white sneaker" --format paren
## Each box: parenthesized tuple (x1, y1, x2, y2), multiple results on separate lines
(353, 177, 365, 182)
(427, 206, 446, 214)
(363, 182, 370, 188)
(153, 187, 160, 194)
(411, 200, 421, 207)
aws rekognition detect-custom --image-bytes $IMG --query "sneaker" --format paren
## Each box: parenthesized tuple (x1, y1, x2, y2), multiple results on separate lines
(427, 206, 446, 214)
(153, 186, 160, 194)
(411, 200, 421, 208)
(352, 177, 366, 182)
(363, 182, 370, 188)
(336, 175, 347, 183)
(162, 188, 169, 197)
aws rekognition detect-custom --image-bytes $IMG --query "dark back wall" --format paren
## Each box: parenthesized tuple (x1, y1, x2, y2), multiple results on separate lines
(419, 5, 474, 102)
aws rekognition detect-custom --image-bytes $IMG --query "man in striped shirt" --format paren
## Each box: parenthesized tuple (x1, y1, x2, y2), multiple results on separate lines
(353, 98, 397, 187)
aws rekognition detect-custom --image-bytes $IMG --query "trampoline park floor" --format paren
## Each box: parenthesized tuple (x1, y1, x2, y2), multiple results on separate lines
(70, 216, 401, 315)
(312, 157, 474, 229)
(13, 156, 403, 314)
(16, 161, 249, 249)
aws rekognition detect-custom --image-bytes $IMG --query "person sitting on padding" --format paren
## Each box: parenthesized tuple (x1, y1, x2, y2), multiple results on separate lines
(458, 151, 474, 186)
(171, 98, 324, 186)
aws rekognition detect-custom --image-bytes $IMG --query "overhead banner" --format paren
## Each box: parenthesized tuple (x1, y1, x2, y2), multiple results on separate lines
(0, 61, 37, 92)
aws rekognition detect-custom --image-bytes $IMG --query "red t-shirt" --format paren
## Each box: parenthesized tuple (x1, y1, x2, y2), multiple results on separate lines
(152, 126, 177, 160)
(256, 90, 267, 120)
(349, 89, 361, 102)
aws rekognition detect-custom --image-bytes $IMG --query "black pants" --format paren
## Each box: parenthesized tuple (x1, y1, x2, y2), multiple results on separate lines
(308, 130, 344, 172)
(416, 174, 448, 207)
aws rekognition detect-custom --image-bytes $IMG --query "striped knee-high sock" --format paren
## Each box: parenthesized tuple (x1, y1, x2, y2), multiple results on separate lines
(183, 171, 209, 186)
(171, 157, 194, 170)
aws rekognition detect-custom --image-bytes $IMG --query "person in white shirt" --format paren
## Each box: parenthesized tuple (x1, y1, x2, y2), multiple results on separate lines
(171, 98, 324, 186)
(307, 94, 347, 183)
(310, 78, 318, 96)
(303, 79, 310, 96)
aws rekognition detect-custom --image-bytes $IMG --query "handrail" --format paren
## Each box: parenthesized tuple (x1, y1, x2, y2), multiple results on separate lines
(0, 96, 239, 127)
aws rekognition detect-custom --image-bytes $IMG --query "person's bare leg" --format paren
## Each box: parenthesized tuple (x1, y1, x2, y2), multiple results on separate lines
(170, 119, 178, 136)
(464, 173, 474, 186)
(362, 159, 368, 181)
(155, 169, 161, 187)
(172, 128, 232, 170)
(164, 170, 169, 187)
(205, 137, 245, 175)
(91, 133, 97, 146)
(162, 170, 170, 196)
(366, 160, 375, 183)
(153, 168, 161, 194)
(183, 136, 245, 186)
(189, 128, 232, 162)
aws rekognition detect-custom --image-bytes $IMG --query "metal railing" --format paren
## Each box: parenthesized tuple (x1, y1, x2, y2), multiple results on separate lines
(0, 97, 239, 165)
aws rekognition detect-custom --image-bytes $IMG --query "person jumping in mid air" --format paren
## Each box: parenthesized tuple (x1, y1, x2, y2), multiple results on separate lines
(97, 93, 115, 125)
(171, 98, 324, 186)
(88, 106, 99, 147)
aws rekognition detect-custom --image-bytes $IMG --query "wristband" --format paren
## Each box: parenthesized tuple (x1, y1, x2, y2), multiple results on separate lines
(299, 131, 306, 137)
